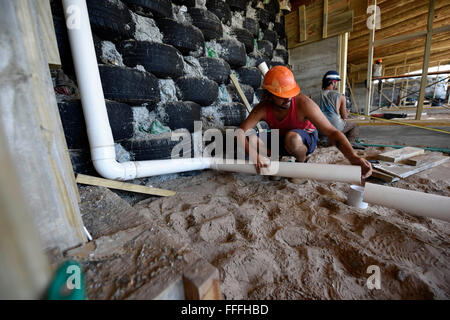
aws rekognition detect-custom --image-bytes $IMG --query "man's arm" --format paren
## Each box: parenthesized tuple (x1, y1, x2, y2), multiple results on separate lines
(237, 104, 270, 172)
(338, 94, 347, 120)
(298, 95, 372, 179)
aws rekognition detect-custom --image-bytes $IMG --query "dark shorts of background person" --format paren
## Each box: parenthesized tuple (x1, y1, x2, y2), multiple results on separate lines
(257, 129, 319, 158)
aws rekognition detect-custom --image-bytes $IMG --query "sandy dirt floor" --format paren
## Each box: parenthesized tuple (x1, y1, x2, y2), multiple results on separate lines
(127, 146, 450, 299)
(75, 146, 450, 299)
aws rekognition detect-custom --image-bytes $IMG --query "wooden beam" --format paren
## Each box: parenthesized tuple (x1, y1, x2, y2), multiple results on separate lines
(365, 0, 377, 115)
(230, 74, 262, 131)
(299, 5, 307, 42)
(338, 32, 348, 94)
(373, 70, 450, 80)
(416, 0, 435, 120)
(347, 119, 450, 127)
(323, 0, 328, 38)
(76, 174, 176, 197)
(374, 24, 450, 47)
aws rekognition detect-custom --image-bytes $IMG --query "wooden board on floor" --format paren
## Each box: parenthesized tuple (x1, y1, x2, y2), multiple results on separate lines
(183, 258, 222, 300)
(404, 153, 444, 166)
(378, 147, 425, 163)
(76, 174, 176, 197)
(373, 155, 449, 179)
(371, 169, 400, 183)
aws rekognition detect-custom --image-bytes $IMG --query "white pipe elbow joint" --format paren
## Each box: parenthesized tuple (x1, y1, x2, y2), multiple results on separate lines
(93, 159, 137, 181)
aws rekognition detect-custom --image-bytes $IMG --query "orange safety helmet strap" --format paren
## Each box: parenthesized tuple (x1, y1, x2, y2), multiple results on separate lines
(262, 66, 300, 99)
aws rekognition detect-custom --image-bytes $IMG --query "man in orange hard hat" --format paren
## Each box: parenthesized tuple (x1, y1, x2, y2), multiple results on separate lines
(237, 66, 372, 179)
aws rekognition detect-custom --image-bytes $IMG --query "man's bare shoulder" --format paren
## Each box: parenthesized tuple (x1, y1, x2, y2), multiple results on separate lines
(296, 93, 319, 109)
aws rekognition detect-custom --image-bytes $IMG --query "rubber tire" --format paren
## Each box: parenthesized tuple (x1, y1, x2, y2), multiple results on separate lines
(257, 40, 274, 60)
(264, 0, 280, 13)
(206, 0, 232, 25)
(52, 15, 75, 74)
(217, 103, 247, 126)
(122, 0, 172, 18)
(119, 40, 184, 79)
(273, 22, 285, 38)
(232, 28, 255, 54)
(274, 49, 289, 64)
(176, 77, 219, 106)
(58, 99, 134, 149)
(198, 57, 231, 84)
(226, 0, 247, 11)
(149, 101, 202, 133)
(98, 65, 161, 105)
(263, 29, 278, 48)
(188, 8, 223, 41)
(254, 88, 264, 102)
(217, 39, 247, 68)
(227, 83, 254, 105)
(86, 0, 135, 41)
(248, 52, 270, 68)
(69, 149, 97, 175)
(156, 18, 205, 56)
(122, 131, 194, 161)
(278, 38, 287, 48)
(171, 0, 196, 7)
(270, 61, 287, 68)
(243, 18, 259, 37)
(256, 8, 275, 28)
(235, 67, 262, 90)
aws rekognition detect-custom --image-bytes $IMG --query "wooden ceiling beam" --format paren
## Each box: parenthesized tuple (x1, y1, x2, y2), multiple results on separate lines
(349, 3, 450, 44)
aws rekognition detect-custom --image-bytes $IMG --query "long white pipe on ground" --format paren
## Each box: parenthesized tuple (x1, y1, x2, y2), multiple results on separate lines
(363, 183, 450, 222)
(62, 0, 362, 184)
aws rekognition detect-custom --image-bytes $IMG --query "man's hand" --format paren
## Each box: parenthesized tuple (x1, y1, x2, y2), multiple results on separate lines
(350, 157, 373, 180)
(252, 154, 271, 174)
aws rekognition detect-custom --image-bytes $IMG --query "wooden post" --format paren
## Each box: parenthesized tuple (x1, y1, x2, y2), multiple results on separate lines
(416, 0, 435, 120)
(0, 0, 86, 255)
(338, 32, 348, 95)
(365, 0, 377, 115)
(36, 0, 61, 68)
(433, 61, 440, 99)
(378, 68, 385, 109)
(323, 0, 328, 38)
(402, 66, 411, 106)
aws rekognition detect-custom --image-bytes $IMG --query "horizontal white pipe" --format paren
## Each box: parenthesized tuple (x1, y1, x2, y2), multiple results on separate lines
(211, 160, 361, 185)
(363, 183, 450, 222)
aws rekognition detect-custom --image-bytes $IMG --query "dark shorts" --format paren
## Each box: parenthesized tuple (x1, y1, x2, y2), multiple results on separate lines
(258, 129, 319, 157)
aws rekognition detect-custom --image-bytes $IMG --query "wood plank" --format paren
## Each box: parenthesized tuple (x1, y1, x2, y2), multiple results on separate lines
(416, 0, 435, 120)
(373, 154, 449, 178)
(405, 153, 447, 166)
(36, 0, 61, 67)
(230, 74, 262, 131)
(299, 5, 307, 42)
(378, 147, 425, 163)
(323, 0, 328, 38)
(371, 169, 400, 183)
(76, 174, 176, 197)
(285, 9, 300, 48)
(183, 258, 222, 300)
(326, 9, 354, 38)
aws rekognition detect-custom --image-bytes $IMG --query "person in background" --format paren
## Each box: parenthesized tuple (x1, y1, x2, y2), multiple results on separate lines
(319, 70, 360, 145)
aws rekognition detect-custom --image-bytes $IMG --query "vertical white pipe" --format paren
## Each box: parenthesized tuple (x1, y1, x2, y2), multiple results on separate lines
(363, 183, 450, 222)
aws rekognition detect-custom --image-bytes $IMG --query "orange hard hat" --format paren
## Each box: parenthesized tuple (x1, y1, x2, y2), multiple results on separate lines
(377, 59, 383, 63)
(262, 66, 300, 98)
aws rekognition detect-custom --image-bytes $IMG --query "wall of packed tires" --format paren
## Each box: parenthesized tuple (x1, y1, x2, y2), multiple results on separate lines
(51, 0, 289, 175)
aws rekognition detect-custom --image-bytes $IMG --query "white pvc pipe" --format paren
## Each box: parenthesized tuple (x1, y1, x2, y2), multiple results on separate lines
(363, 183, 450, 222)
(61, 0, 364, 184)
(211, 160, 361, 185)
